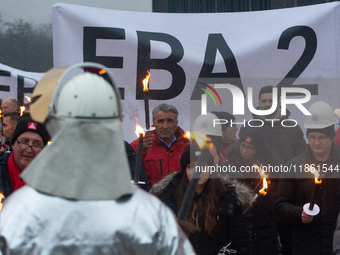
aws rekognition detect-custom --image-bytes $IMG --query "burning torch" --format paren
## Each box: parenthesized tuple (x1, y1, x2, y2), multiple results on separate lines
(20, 95, 32, 116)
(132, 117, 146, 185)
(0, 193, 4, 212)
(143, 71, 151, 130)
(243, 164, 268, 215)
(177, 132, 212, 223)
(303, 165, 322, 216)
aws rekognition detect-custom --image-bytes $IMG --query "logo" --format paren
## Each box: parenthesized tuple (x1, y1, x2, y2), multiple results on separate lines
(28, 122, 37, 130)
(245, 136, 252, 143)
(195, 83, 312, 116)
(197, 82, 222, 107)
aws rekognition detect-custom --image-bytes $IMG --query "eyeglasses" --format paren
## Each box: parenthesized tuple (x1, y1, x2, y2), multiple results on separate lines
(17, 140, 43, 152)
(240, 142, 256, 152)
(308, 135, 329, 142)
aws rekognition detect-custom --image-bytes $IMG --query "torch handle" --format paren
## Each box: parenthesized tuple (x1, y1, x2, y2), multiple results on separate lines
(144, 92, 150, 130)
(309, 184, 321, 211)
(134, 133, 144, 184)
(177, 146, 210, 221)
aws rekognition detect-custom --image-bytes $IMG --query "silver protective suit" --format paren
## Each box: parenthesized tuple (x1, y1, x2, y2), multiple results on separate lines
(0, 186, 195, 254)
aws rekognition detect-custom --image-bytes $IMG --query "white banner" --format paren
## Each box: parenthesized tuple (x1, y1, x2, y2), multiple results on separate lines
(0, 63, 44, 106)
(52, 2, 340, 142)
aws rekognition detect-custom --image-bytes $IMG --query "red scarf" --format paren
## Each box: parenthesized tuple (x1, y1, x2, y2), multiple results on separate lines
(7, 153, 26, 191)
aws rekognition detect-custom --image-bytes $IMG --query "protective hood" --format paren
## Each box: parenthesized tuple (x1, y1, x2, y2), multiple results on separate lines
(21, 116, 136, 200)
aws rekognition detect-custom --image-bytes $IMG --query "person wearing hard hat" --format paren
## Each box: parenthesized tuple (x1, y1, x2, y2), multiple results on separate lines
(276, 101, 340, 255)
(0, 63, 195, 254)
(150, 113, 252, 255)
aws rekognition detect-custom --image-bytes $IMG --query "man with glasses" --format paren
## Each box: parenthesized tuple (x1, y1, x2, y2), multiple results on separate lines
(0, 114, 49, 197)
(276, 101, 340, 255)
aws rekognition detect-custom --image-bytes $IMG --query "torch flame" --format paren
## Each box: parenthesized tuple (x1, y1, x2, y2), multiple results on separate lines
(307, 165, 322, 184)
(0, 192, 4, 212)
(183, 131, 190, 139)
(254, 164, 268, 195)
(190, 132, 213, 151)
(20, 106, 25, 116)
(24, 95, 32, 103)
(135, 116, 145, 137)
(142, 71, 150, 92)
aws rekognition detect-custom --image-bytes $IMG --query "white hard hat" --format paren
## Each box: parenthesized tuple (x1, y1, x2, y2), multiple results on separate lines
(30, 62, 122, 123)
(25, 63, 136, 201)
(56, 72, 118, 118)
(192, 113, 222, 136)
(304, 101, 337, 129)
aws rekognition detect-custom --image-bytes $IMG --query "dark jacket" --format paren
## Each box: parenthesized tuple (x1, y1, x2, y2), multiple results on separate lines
(150, 172, 253, 255)
(239, 109, 307, 162)
(225, 142, 283, 255)
(275, 143, 340, 255)
(0, 153, 14, 198)
(130, 127, 189, 188)
(125, 141, 149, 192)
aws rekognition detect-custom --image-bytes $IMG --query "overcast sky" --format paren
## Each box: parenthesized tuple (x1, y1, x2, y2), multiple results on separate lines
(0, 0, 152, 25)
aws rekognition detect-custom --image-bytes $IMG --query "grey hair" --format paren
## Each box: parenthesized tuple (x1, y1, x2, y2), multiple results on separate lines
(152, 103, 178, 120)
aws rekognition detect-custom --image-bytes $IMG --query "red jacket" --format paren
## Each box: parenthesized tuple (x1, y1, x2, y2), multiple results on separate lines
(131, 127, 189, 188)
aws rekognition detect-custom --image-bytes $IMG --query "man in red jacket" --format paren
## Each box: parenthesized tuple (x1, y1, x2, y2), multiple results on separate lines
(131, 103, 189, 188)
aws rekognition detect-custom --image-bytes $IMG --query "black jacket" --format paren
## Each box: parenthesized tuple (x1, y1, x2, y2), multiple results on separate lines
(150, 172, 253, 255)
(225, 143, 282, 255)
(125, 141, 149, 192)
(275, 143, 340, 255)
(0, 153, 14, 198)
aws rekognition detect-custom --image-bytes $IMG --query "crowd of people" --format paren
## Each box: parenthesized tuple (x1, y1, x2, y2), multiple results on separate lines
(0, 63, 340, 254)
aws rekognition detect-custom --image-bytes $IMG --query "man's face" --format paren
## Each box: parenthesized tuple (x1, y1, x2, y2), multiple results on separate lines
(2, 116, 16, 142)
(259, 93, 274, 110)
(12, 131, 44, 172)
(308, 132, 333, 159)
(1, 99, 16, 114)
(222, 123, 238, 143)
(153, 111, 178, 143)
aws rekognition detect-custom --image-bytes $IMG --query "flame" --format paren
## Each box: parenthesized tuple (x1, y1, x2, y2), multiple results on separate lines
(142, 71, 150, 92)
(47, 141, 52, 145)
(24, 95, 32, 103)
(254, 164, 268, 195)
(0, 109, 2, 117)
(134, 116, 145, 137)
(191, 132, 212, 149)
(20, 106, 25, 116)
(183, 131, 190, 139)
(0, 192, 4, 212)
(307, 165, 322, 184)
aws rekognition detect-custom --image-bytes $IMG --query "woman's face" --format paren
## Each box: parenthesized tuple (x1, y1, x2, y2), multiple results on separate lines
(185, 162, 209, 187)
(240, 141, 257, 160)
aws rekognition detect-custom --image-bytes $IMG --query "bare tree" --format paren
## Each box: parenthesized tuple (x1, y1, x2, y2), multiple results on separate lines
(0, 19, 53, 72)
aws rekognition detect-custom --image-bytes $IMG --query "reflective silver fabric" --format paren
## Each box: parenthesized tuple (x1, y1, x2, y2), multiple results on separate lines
(0, 186, 195, 255)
